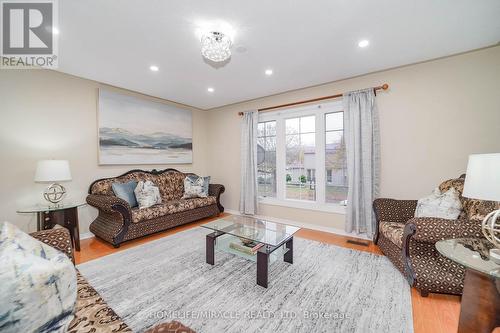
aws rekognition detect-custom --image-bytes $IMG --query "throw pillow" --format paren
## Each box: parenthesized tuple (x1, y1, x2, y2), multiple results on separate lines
(415, 187, 462, 220)
(0, 222, 77, 333)
(112, 180, 138, 207)
(134, 180, 162, 209)
(182, 175, 210, 199)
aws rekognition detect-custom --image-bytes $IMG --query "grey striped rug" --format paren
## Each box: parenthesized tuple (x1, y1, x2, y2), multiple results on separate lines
(78, 228, 413, 333)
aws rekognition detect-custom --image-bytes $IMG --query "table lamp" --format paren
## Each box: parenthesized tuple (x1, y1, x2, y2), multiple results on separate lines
(34, 160, 72, 205)
(463, 153, 500, 250)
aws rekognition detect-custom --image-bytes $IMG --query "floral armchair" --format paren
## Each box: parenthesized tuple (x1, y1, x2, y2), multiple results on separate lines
(373, 175, 499, 296)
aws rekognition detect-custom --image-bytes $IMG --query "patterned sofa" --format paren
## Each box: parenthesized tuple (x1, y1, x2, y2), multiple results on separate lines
(30, 227, 194, 333)
(87, 169, 225, 247)
(373, 175, 500, 296)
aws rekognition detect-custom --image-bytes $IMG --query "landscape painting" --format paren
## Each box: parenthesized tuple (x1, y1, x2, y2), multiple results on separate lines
(98, 89, 192, 165)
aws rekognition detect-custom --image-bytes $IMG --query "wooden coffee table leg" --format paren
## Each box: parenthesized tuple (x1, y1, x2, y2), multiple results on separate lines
(284, 237, 293, 264)
(206, 233, 216, 265)
(257, 250, 269, 288)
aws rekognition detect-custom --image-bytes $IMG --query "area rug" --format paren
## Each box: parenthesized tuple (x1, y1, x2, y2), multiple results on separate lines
(77, 228, 413, 333)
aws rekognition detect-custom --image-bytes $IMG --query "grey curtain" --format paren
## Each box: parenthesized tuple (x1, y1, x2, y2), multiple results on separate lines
(239, 110, 259, 215)
(343, 89, 380, 237)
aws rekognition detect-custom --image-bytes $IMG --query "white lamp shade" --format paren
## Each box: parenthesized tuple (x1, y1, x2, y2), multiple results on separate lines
(34, 160, 72, 182)
(463, 153, 500, 201)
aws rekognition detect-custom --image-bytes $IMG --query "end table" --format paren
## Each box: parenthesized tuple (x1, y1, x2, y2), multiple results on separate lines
(436, 238, 500, 333)
(17, 202, 86, 251)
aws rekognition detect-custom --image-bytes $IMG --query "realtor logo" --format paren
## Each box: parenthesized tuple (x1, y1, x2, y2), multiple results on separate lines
(1, 0, 58, 68)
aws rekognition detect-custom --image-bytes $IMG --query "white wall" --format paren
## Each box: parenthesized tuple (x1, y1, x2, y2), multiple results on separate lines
(0, 70, 209, 234)
(1, 46, 499, 236)
(206, 46, 500, 231)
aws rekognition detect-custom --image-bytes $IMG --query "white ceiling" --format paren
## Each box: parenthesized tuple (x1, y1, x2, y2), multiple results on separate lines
(58, 0, 500, 110)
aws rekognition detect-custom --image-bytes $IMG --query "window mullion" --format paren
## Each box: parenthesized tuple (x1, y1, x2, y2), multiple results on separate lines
(275, 118, 286, 201)
(316, 109, 326, 204)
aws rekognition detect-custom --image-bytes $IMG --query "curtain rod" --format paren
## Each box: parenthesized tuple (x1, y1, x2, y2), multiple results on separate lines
(238, 83, 389, 116)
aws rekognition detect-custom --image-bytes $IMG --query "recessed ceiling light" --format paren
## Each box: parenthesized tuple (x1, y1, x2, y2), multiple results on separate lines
(149, 65, 159, 72)
(207, 87, 214, 93)
(358, 40, 369, 48)
(265, 69, 273, 76)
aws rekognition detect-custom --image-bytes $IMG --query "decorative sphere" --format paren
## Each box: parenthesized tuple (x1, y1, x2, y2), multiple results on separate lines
(482, 209, 500, 249)
(43, 183, 66, 204)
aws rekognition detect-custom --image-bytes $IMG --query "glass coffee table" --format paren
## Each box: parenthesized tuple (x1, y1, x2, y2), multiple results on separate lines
(201, 215, 300, 288)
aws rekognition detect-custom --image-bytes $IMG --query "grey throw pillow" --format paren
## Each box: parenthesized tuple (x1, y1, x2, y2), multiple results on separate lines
(182, 175, 210, 199)
(112, 181, 138, 207)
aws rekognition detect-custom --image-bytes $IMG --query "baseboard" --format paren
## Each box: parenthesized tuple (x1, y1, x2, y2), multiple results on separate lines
(224, 209, 370, 241)
(79, 232, 94, 240)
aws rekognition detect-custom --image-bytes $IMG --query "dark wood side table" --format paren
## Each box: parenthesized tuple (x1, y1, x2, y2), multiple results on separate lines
(436, 238, 500, 333)
(17, 202, 86, 251)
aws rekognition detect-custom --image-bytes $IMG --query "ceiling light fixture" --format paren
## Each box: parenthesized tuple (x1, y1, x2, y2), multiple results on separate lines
(149, 65, 159, 72)
(358, 39, 370, 48)
(201, 31, 232, 62)
(207, 87, 215, 93)
(265, 69, 273, 76)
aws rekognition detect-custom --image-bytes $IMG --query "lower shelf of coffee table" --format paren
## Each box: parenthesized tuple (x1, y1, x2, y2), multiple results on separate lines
(215, 234, 285, 263)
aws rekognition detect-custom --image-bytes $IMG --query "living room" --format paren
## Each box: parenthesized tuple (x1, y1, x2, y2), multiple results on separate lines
(1, 1, 499, 333)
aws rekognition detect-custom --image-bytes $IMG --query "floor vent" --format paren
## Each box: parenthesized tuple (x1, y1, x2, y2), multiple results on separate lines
(346, 239, 370, 247)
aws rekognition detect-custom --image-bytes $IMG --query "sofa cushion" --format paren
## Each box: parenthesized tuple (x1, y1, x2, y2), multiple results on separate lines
(0, 222, 77, 333)
(462, 198, 500, 223)
(131, 196, 217, 223)
(182, 175, 210, 199)
(112, 180, 138, 207)
(415, 187, 462, 220)
(90, 170, 186, 201)
(379, 221, 405, 248)
(438, 176, 465, 197)
(438, 175, 467, 219)
(135, 180, 162, 209)
(438, 175, 500, 222)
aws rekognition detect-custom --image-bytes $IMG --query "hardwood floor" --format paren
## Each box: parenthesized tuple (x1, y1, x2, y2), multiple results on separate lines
(75, 213, 460, 333)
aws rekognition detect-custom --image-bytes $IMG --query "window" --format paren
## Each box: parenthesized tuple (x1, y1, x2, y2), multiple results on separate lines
(325, 112, 347, 204)
(285, 116, 316, 201)
(326, 169, 333, 183)
(257, 100, 346, 212)
(257, 121, 276, 197)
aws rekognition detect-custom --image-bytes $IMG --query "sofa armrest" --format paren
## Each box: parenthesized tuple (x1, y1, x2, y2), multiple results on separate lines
(86, 194, 133, 248)
(30, 227, 74, 263)
(401, 217, 482, 288)
(209, 184, 225, 213)
(87, 194, 132, 215)
(404, 217, 483, 244)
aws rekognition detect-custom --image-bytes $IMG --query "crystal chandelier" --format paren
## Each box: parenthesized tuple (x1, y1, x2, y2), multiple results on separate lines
(201, 31, 232, 62)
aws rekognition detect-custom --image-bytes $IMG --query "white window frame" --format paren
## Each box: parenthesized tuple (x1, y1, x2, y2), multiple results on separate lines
(257, 100, 346, 214)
